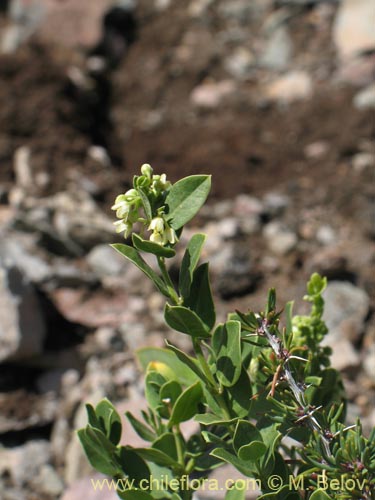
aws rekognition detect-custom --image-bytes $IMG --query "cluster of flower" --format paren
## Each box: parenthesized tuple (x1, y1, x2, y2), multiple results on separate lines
(111, 164, 177, 246)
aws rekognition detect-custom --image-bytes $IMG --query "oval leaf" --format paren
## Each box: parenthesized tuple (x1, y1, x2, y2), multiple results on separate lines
(309, 490, 332, 500)
(179, 233, 206, 299)
(212, 321, 242, 387)
(184, 263, 215, 330)
(77, 426, 119, 476)
(238, 442, 267, 462)
(136, 347, 199, 386)
(166, 175, 211, 230)
(169, 381, 203, 426)
(132, 234, 176, 258)
(125, 412, 157, 442)
(134, 447, 180, 468)
(111, 244, 169, 297)
(95, 398, 122, 446)
(164, 304, 210, 338)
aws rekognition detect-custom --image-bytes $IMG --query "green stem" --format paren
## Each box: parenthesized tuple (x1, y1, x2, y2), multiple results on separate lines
(193, 338, 216, 387)
(157, 256, 180, 304)
(173, 426, 185, 467)
(193, 339, 232, 421)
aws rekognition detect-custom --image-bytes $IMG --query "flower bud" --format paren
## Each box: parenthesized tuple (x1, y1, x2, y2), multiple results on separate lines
(141, 164, 153, 178)
(113, 219, 132, 238)
(150, 231, 164, 245)
(148, 217, 165, 233)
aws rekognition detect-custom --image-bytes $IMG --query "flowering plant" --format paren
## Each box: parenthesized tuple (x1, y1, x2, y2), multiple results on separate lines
(78, 166, 375, 500)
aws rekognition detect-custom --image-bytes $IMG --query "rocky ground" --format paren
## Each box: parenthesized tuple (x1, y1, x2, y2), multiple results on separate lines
(0, 0, 374, 499)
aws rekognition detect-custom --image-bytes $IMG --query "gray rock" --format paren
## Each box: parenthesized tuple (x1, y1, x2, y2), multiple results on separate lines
(316, 225, 336, 246)
(16, 190, 116, 256)
(188, 0, 214, 17)
(0, 391, 58, 433)
(322, 281, 370, 342)
(87, 244, 128, 278)
(31, 464, 64, 496)
(0, 264, 46, 361)
(353, 84, 375, 110)
(233, 194, 263, 216)
(264, 222, 298, 255)
(328, 338, 361, 371)
(216, 247, 260, 300)
(260, 25, 293, 70)
(216, 217, 241, 240)
(1, 0, 43, 53)
(0, 233, 51, 284)
(0, 440, 51, 487)
(218, 0, 255, 21)
(351, 152, 374, 172)
(263, 192, 290, 217)
(333, 0, 375, 60)
(224, 47, 254, 79)
(306, 248, 354, 282)
(363, 344, 375, 383)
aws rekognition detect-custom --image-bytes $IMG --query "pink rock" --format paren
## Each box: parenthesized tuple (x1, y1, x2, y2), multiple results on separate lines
(333, 0, 375, 60)
(264, 71, 313, 104)
(61, 474, 118, 500)
(39, 0, 114, 48)
(190, 80, 236, 108)
(50, 288, 136, 328)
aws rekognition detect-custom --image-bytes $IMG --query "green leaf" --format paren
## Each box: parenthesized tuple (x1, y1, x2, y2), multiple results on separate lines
(224, 368, 252, 418)
(152, 433, 179, 462)
(117, 490, 154, 500)
(201, 430, 228, 447)
(179, 233, 206, 299)
(164, 304, 210, 338)
(238, 442, 267, 462)
(195, 451, 225, 472)
(285, 301, 294, 337)
(111, 244, 169, 297)
(266, 288, 276, 314)
(233, 420, 263, 453)
(169, 381, 203, 426)
(117, 447, 150, 486)
(125, 412, 157, 442)
(160, 380, 183, 407)
(134, 447, 180, 468)
(210, 448, 256, 476)
(85, 404, 100, 429)
(166, 175, 211, 230)
(307, 273, 327, 296)
(194, 414, 238, 426)
(258, 424, 282, 474)
(136, 347, 198, 386)
(95, 398, 122, 445)
(132, 234, 176, 259)
(184, 263, 215, 330)
(77, 426, 119, 476)
(212, 321, 242, 387)
(232, 310, 259, 332)
(309, 490, 332, 500)
(165, 341, 206, 384)
(225, 489, 246, 500)
(138, 187, 153, 221)
(145, 371, 165, 411)
(257, 485, 296, 499)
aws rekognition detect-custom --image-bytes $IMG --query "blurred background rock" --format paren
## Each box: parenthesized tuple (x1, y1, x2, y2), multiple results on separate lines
(0, 1, 374, 499)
